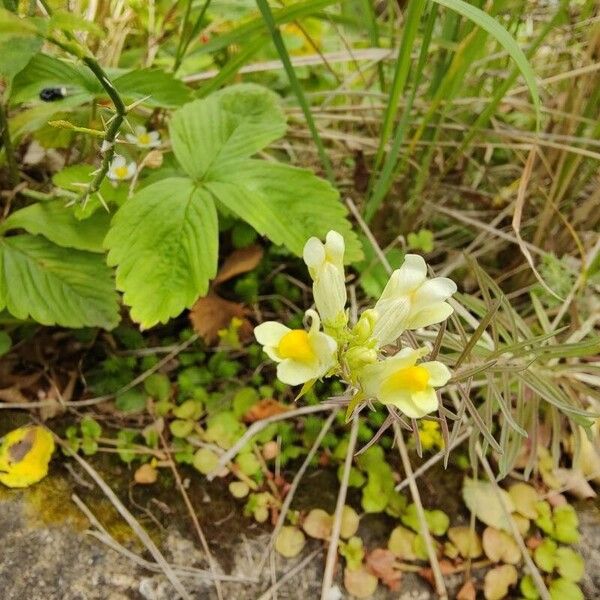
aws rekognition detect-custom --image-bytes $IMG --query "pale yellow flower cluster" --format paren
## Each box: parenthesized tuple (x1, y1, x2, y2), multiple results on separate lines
(254, 231, 457, 419)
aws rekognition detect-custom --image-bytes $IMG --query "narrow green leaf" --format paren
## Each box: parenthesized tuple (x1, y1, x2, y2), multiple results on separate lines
(0, 234, 119, 329)
(431, 0, 540, 126)
(105, 178, 218, 328)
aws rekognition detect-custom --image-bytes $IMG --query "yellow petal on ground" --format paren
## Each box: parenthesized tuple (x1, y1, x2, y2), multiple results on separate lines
(0, 425, 55, 488)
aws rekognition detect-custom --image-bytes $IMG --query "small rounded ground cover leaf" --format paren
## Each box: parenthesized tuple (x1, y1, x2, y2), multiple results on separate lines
(555, 547, 584, 582)
(229, 481, 249, 499)
(143, 373, 171, 402)
(339, 536, 365, 571)
(482, 527, 520, 564)
(520, 575, 540, 600)
(535, 500, 554, 535)
(302, 508, 332, 540)
(388, 526, 417, 560)
(344, 566, 378, 599)
(192, 448, 220, 475)
(134, 463, 158, 485)
(513, 514, 531, 536)
(170, 419, 194, 438)
(462, 478, 515, 531)
(448, 526, 483, 559)
(483, 564, 518, 600)
(533, 538, 557, 573)
(235, 451, 261, 477)
(173, 399, 203, 420)
(552, 505, 580, 544)
(401, 503, 449, 536)
(275, 526, 305, 558)
(508, 483, 539, 519)
(549, 578, 583, 600)
(340, 505, 360, 539)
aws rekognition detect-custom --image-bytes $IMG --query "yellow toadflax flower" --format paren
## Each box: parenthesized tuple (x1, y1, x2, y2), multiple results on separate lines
(359, 347, 451, 418)
(0, 425, 55, 488)
(107, 155, 136, 182)
(126, 125, 161, 149)
(303, 230, 347, 330)
(372, 254, 457, 347)
(254, 310, 337, 386)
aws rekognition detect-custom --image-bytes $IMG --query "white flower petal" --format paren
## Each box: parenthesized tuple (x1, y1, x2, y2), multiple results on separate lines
(421, 361, 452, 386)
(377, 387, 413, 410)
(263, 346, 282, 363)
(125, 134, 137, 144)
(112, 155, 126, 168)
(277, 359, 321, 386)
(372, 296, 411, 345)
(325, 230, 345, 266)
(412, 277, 457, 305)
(149, 131, 160, 141)
(126, 162, 137, 179)
(310, 331, 337, 368)
(254, 321, 289, 346)
(303, 237, 325, 270)
(406, 302, 453, 329)
(405, 388, 439, 418)
(313, 263, 346, 325)
(135, 125, 146, 135)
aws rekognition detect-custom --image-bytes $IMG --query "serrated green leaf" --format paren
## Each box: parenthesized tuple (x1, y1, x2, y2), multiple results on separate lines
(205, 160, 362, 262)
(1, 200, 110, 252)
(105, 178, 218, 328)
(169, 83, 286, 180)
(113, 68, 192, 108)
(0, 234, 119, 329)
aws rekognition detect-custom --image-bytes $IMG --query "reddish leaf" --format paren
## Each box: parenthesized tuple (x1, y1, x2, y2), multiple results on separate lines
(243, 398, 289, 423)
(366, 548, 402, 591)
(214, 245, 263, 284)
(189, 294, 251, 344)
(457, 580, 476, 600)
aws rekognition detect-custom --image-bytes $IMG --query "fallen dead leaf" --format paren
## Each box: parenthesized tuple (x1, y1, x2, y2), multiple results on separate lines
(419, 560, 455, 588)
(189, 294, 251, 344)
(457, 580, 477, 600)
(344, 566, 379, 598)
(366, 548, 402, 591)
(243, 398, 289, 423)
(134, 463, 158, 484)
(213, 245, 264, 284)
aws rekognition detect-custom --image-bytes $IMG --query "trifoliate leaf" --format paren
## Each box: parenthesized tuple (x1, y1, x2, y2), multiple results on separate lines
(0, 234, 119, 329)
(105, 178, 218, 328)
(275, 526, 305, 558)
(170, 84, 286, 181)
(462, 478, 515, 531)
(205, 161, 362, 262)
(484, 564, 518, 600)
(1, 200, 111, 253)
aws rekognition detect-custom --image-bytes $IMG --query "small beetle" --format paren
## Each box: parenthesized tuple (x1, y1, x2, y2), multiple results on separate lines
(39, 86, 68, 102)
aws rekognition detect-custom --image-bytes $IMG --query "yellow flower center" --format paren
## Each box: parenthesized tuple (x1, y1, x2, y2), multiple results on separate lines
(277, 330, 315, 363)
(114, 165, 129, 179)
(386, 365, 430, 393)
(138, 133, 151, 145)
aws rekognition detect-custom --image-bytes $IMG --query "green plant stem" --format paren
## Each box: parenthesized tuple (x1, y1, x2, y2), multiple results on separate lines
(364, 4, 436, 222)
(0, 102, 18, 188)
(255, 0, 335, 183)
(373, 0, 427, 171)
(173, 0, 194, 73)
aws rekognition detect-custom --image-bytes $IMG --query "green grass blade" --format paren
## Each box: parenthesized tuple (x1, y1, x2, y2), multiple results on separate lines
(430, 0, 541, 128)
(254, 0, 334, 182)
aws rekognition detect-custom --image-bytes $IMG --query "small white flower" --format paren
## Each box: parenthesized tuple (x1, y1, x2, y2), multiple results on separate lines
(303, 230, 347, 329)
(126, 125, 161, 149)
(359, 347, 451, 418)
(107, 155, 136, 182)
(254, 310, 337, 386)
(372, 254, 457, 346)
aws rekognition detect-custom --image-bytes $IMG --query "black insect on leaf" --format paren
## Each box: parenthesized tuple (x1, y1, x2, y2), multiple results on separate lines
(39, 87, 67, 102)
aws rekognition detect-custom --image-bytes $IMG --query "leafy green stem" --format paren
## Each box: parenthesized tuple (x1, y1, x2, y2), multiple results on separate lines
(174, 0, 212, 72)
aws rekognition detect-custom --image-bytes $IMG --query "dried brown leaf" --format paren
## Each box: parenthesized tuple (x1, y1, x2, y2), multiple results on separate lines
(366, 548, 402, 591)
(213, 245, 263, 285)
(189, 294, 251, 344)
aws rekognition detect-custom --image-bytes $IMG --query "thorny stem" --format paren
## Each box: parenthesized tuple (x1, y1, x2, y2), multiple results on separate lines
(0, 102, 19, 188)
